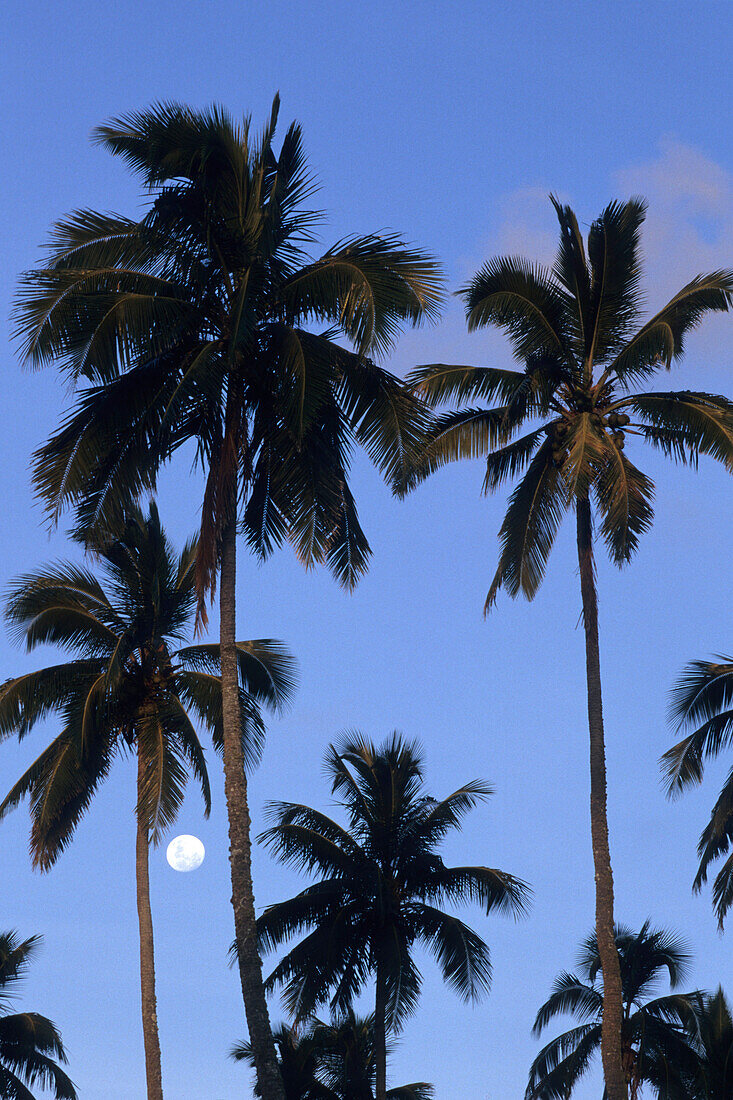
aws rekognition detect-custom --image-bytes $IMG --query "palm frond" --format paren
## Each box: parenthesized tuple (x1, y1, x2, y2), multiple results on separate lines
(460, 257, 571, 364)
(485, 438, 568, 611)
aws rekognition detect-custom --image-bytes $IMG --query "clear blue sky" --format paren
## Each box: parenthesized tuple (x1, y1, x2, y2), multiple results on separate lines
(3, 2, 733, 1097)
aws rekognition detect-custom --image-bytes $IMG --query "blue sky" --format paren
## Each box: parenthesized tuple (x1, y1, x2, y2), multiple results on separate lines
(3, 1, 733, 1097)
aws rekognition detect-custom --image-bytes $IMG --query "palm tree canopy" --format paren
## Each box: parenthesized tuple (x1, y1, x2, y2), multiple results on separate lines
(232, 1011, 434, 1100)
(0, 502, 296, 863)
(685, 987, 733, 1099)
(527, 922, 700, 1100)
(254, 732, 529, 1028)
(662, 655, 733, 927)
(0, 930, 77, 1100)
(407, 196, 733, 610)
(15, 98, 444, 604)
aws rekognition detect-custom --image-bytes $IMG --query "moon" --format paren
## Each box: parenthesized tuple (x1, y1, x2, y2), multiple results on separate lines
(166, 834, 205, 872)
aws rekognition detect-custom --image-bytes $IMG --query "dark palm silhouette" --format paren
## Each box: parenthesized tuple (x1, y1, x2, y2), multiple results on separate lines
(255, 732, 528, 1100)
(527, 923, 700, 1100)
(0, 930, 76, 1100)
(663, 656, 733, 927)
(0, 504, 294, 1099)
(408, 197, 733, 1100)
(232, 1011, 433, 1099)
(15, 99, 442, 1100)
(686, 987, 733, 1099)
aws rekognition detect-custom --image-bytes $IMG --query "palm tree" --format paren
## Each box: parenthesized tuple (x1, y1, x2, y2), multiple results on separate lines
(527, 922, 700, 1100)
(232, 1011, 433, 1100)
(0, 930, 77, 1100)
(254, 732, 528, 1100)
(307, 1012, 433, 1100)
(662, 656, 733, 927)
(14, 99, 442, 1100)
(232, 1023, 333, 1100)
(407, 197, 733, 1100)
(0, 503, 295, 1100)
(685, 987, 733, 1099)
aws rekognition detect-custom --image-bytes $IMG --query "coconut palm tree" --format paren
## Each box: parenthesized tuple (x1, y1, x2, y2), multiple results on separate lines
(232, 1011, 433, 1100)
(255, 732, 528, 1100)
(0, 930, 77, 1100)
(527, 922, 701, 1100)
(307, 1012, 433, 1100)
(14, 99, 442, 1100)
(662, 656, 733, 927)
(685, 987, 733, 1099)
(232, 1023, 334, 1100)
(407, 197, 733, 1100)
(0, 503, 295, 1100)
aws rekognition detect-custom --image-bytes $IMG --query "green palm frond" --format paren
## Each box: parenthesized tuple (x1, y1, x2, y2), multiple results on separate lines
(526, 1023, 600, 1100)
(277, 235, 443, 357)
(176, 639, 297, 710)
(532, 974, 603, 1035)
(625, 391, 733, 470)
(413, 904, 492, 1002)
(593, 443, 654, 564)
(549, 196, 590, 355)
(0, 663, 103, 742)
(408, 363, 526, 407)
(585, 198, 646, 362)
(608, 271, 733, 384)
(485, 438, 568, 611)
(423, 865, 530, 917)
(460, 257, 571, 363)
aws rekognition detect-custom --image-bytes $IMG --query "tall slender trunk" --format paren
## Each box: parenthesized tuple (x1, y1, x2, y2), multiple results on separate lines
(136, 750, 164, 1100)
(374, 957, 388, 1100)
(576, 496, 627, 1100)
(219, 500, 285, 1100)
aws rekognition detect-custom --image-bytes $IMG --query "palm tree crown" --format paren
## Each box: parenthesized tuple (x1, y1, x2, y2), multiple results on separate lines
(255, 733, 528, 1099)
(527, 922, 699, 1100)
(410, 197, 733, 606)
(232, 1011, 433, 1100)
(0, 503, 295, 860)
(686, 987, 733, 1099)
(15, 97, 443, 597)
(0, 930, 77, 1100)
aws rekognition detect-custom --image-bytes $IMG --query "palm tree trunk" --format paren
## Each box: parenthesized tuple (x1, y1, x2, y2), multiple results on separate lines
(374, 958, 388, 1100)
(136, 750, 164, 1100)
(576, 496, 627, 1100)
(219, 505, 286, 1100)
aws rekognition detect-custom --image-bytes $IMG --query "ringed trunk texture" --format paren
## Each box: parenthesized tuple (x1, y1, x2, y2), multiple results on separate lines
(374, 958, 388, 1100)
(576, 497, 627, 1100)
(219, 513, 285, 1100)
(136, 751, 164, 1100)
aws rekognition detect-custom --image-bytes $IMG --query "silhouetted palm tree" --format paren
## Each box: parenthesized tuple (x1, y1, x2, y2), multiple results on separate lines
(0, 930, 76, 1100)
(408, 197, 733, 1100)
(232, 1011, 433, 1100)
(256, 732, 528, 1100)
(527, 922, 700, 1100)
(663, 656, 733, 926)
(686, 987, 733, 1099)
(0, 504, 294, 1099)
(15, 100, 442, 1100)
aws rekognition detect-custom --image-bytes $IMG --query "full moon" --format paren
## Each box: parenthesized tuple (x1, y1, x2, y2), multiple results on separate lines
(166, 834, 205, 872)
